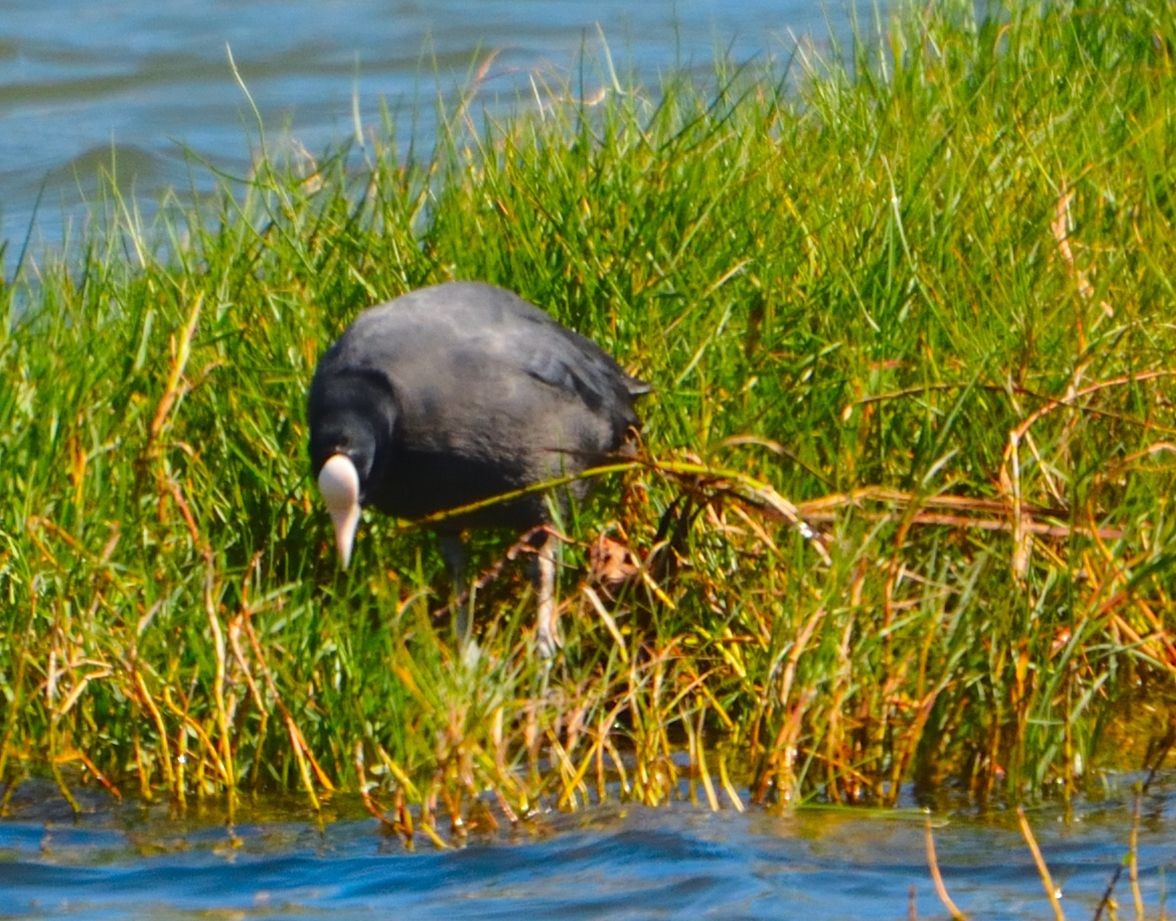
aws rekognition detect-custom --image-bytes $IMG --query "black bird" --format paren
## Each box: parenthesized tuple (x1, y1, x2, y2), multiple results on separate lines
(307, 281, 650, 656)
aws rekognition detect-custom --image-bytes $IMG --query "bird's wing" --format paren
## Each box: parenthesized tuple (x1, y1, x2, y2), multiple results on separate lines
(331, 282, 646, 420)
(517, 345, 591, 405)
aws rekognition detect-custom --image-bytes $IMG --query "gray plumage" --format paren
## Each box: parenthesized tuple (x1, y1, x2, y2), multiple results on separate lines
(307, 281, 649, 654)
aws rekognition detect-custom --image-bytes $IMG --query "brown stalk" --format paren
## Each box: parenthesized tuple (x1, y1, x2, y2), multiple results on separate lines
(38, 745, 119, 810)
(888, 685, 946, 806)
(717, 751, 744, 812)
(148, 295, 202, 438)
(1093, 730, 1175, 920)
(751, 607, 825, 804)
(924, 818, 967, 920)
(238, 612, 336, 808)
(203, 563, 235, 795)
(129, 667, 175, 791)
(354, 742, 404, 836)
(1016, 806, 1066, 921)
(162, 688, 231, 790)
(1129, 793, 1144, 920)
(691, 709, 720, 811)
(796, 487, 1123, 540)
(995, 369, 1176, 573)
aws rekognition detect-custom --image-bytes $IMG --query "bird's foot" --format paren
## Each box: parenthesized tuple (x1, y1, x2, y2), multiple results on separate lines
(460, 636, 483, 670)
(535, 625, 562, 662)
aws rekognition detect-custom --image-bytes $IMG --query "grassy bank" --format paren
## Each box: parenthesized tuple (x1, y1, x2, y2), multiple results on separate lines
(1, 0, 1173, 831)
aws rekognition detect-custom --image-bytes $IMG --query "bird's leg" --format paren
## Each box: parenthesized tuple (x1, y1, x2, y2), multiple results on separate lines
(437, 531, 475, 648)
(530, 528, 561, 660)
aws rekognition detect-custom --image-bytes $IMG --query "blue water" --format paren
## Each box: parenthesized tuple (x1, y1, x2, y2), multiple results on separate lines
(0, 0, 873, 267)
(5, 3, 1174, 916)
(1, 785, 1173, 920)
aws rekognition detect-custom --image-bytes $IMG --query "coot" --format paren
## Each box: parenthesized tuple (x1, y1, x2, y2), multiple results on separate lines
(308, 281, 649, 656)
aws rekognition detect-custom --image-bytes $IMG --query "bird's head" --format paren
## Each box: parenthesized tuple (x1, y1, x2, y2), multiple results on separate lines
(316, 452, 362, 568)
(308, 361, 399, 570)
(310, 421, 378, 571)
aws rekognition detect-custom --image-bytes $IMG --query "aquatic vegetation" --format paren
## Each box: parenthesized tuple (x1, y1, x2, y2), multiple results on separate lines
(0, 0, 1172, 837)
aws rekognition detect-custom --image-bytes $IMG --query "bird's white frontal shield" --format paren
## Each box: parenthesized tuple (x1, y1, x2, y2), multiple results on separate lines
(318, 453, 361, 568)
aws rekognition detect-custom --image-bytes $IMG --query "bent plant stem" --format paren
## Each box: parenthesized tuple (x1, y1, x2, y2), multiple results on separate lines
(1092, 728, 1176, 921)
(1017, 806, 1066, 921)
(924, 818, 967, 921)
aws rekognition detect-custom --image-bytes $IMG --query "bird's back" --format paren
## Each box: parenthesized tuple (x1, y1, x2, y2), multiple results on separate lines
(309, 282, 647, 527)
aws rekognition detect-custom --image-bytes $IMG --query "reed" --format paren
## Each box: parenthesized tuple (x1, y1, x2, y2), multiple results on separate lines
(0, 0, 1172, 835)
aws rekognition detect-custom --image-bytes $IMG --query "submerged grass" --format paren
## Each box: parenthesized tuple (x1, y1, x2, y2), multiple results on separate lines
(0, 0, 1173, 834)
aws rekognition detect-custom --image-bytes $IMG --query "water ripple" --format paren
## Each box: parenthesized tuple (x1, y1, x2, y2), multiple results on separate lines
(0, 790, 1173, 920)
(0, 0, 840, 266)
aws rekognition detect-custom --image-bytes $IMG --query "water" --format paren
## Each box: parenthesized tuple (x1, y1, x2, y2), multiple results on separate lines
(1, 783, 1173, 920)
(6, 3, 1173, 917)
(0, 0, 869, 269)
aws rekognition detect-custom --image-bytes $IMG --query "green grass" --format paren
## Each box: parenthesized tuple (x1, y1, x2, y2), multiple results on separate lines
(0, 0, 1173, 833)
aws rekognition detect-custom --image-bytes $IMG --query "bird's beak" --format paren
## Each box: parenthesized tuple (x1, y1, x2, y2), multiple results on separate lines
(317, 453, 361, 569)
